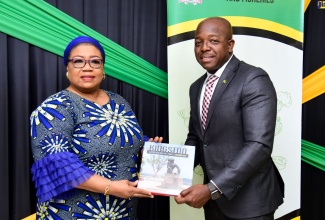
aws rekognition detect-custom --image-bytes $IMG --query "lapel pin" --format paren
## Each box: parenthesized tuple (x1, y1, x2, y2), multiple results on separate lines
(222, 80, 227, 84)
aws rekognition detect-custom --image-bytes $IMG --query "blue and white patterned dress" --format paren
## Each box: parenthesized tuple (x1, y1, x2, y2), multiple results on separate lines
(30, 89, 144, 220)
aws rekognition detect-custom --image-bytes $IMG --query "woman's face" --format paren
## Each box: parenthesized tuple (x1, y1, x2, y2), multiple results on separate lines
(66, 44, 104, 92)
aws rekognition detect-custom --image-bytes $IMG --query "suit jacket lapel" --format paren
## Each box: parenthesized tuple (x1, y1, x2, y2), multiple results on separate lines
(205, 56, 240, 130)
(193, 75, 206, 138)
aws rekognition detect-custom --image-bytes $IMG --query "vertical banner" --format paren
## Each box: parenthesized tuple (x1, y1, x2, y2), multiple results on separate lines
(167, 1, 303, 219)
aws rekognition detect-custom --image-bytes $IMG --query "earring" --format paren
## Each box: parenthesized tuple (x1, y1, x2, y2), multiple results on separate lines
(66, 72, 69, 79)
(103, 73, 106, 80)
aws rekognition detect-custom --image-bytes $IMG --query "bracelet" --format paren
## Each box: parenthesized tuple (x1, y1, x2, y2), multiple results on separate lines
(104, 179, 111, 196)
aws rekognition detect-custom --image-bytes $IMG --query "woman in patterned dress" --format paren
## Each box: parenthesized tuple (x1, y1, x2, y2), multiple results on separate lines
(30, 36, 162, 219)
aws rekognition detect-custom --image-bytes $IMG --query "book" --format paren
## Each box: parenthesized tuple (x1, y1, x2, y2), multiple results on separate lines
(137, 142, 195, 196)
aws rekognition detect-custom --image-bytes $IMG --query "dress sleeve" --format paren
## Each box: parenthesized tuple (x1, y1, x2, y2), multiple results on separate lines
(143, 135, 149, 142)
(30, 92, 95, 203)
(31, 152, 94, 203)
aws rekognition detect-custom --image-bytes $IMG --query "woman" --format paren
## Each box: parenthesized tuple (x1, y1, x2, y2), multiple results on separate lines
(30, 36, 162, 219)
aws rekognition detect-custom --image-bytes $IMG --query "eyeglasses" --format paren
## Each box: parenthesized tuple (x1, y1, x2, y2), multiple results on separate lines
(68, 58, 103, 69)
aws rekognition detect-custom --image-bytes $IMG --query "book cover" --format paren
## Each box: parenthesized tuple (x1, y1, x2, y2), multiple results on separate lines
(137, 142, 195, 196)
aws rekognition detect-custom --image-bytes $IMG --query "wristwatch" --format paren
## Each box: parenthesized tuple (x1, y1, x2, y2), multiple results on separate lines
(207, 182, 221, 200)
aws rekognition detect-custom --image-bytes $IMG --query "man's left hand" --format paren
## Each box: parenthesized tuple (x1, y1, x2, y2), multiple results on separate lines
(174, 184, 211, 208)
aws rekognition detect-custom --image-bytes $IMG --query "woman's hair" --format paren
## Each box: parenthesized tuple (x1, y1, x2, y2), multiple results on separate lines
(63, 36, 106, 66)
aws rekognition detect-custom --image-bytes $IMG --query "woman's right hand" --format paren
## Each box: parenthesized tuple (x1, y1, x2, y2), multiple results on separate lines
(76, 174, 153, 199)
(148, 136, 163, 143)
(109, 180, 154, 199)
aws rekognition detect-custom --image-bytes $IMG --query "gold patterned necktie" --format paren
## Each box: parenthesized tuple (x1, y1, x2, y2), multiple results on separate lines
(201, 75, 218, 130)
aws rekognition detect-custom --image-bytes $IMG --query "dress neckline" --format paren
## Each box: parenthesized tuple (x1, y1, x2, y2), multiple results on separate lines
(64, 89, 111, 107)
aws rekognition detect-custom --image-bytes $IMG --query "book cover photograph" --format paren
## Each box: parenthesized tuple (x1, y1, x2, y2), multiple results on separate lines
(137, 142, 195, 196)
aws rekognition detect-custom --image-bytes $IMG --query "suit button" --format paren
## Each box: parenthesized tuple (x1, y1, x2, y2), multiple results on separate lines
(204, 143, 208, 148)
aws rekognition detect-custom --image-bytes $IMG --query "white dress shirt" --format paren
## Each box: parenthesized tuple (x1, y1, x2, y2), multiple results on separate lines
(199, 54, 233, 119)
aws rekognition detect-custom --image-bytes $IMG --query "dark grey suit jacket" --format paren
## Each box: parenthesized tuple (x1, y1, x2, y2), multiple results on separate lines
(185, 55, 284, 219)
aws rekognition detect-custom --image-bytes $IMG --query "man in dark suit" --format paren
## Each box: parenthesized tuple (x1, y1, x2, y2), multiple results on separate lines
(174, 17, 284, 220)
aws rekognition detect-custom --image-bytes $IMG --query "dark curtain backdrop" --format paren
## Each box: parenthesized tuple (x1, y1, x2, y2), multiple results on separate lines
(0, 1, 168, 219)
(1, 0, 325, 220)
(301, 0, 325, 219)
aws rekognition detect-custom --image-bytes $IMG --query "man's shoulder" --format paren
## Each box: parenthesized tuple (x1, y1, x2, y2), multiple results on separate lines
(230, 56, 258, 71)
(190, 73, 206, 87)
(234, 59, 268, 77)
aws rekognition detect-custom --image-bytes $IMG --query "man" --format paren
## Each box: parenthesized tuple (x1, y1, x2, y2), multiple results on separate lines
(174, 17, 284, 220)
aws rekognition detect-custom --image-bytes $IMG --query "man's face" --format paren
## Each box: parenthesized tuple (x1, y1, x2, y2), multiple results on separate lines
(194, 19, 234, 74)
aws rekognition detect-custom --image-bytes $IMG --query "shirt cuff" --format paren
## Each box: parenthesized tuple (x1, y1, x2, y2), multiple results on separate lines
(210, 180, 223, 194)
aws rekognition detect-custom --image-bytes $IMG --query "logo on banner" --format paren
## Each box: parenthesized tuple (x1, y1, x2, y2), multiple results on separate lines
(178, 0, 202, 5)
(317, 1, 325, 9)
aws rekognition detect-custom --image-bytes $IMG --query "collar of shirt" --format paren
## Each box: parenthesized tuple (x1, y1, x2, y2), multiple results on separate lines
(199, 54, 233, 118)
(205, 53, 233, 81)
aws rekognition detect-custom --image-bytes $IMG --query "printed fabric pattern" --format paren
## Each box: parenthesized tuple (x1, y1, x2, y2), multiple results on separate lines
(30, 89, 144, 220)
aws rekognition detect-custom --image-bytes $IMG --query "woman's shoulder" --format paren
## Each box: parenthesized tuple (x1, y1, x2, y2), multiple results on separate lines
(45, 90, 72, 102)
(30, 90, 75, 123)
(33, 90, 73, 110)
